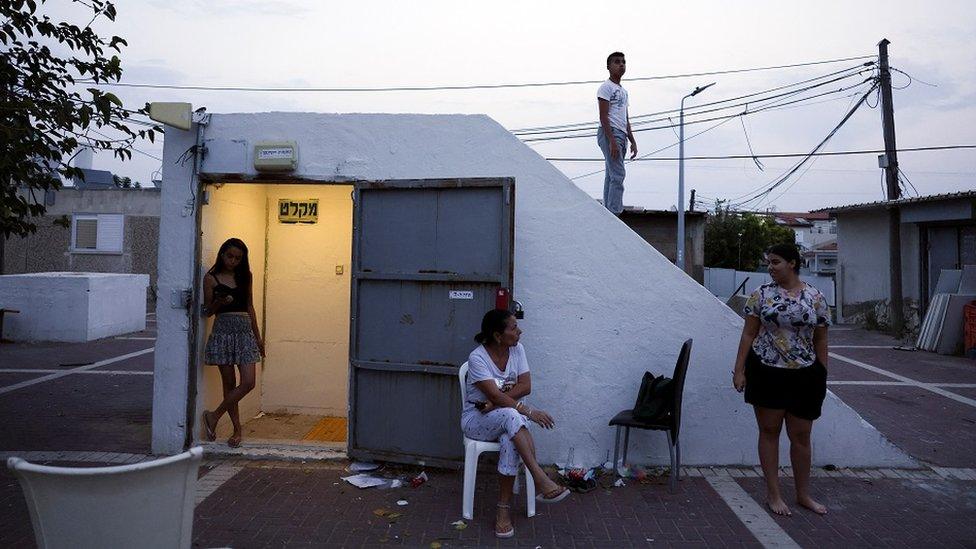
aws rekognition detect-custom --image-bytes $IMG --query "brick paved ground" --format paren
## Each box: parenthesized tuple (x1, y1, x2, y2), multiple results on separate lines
(735, 475, 976, 548)
(192, 463, 764, 548)
(829, 328, 976, 468)
(2, 324, 976, 548)
(829, 385, 975, 467)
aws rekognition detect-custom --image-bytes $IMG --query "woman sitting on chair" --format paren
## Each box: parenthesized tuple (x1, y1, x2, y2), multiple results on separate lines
(463, 309, 570, 538)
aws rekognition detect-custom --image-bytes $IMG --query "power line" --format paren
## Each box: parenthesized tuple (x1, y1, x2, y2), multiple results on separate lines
(521, 79, 874, 142)
(76, 55, 875, 93)
(89, 128, 163, 161)
(731, 84, 878, 208)
(512, 63, 873, 134)
(547, 144, 975, 163)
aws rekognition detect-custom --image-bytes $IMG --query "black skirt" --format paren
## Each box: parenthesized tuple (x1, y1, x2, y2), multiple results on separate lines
(744, 348, 827, 420)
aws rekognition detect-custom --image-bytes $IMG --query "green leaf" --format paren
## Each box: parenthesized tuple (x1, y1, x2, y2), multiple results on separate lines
(104, 92, 123, 107)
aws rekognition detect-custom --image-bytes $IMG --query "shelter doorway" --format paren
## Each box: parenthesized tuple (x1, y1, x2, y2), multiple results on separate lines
(199, 183, 352, 448)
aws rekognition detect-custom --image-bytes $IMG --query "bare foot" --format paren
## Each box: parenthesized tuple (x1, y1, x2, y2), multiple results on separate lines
(495, 503, 514, 538)
(797, 495, 827, 515)
(767, 496, 792, 516)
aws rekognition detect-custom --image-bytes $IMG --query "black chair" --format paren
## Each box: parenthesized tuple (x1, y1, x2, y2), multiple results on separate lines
(609, 338, 692, 493)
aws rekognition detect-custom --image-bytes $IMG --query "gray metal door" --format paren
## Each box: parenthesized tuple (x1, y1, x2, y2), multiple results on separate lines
(349, 178, 515, 466)
(927, 226, 959, 300)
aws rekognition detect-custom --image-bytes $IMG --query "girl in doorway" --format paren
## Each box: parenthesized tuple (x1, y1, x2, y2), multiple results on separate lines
(202, 238, 264, 448)
(732, 243, 831, 516)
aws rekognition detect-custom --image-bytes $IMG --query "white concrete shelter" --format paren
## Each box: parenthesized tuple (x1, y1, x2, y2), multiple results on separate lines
(152, 112, 914, 468)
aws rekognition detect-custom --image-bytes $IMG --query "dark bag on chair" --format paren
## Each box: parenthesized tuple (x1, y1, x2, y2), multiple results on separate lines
(632, 371, 674, 422)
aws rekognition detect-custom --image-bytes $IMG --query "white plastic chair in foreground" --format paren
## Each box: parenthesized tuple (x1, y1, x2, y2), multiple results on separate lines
(458, 362, 536, 520)
(7, 447, 203, 549)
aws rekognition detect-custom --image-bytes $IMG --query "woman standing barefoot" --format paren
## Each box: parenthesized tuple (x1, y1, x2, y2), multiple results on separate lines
(201, 238, 264, 448)
(733, 244, 830, 516)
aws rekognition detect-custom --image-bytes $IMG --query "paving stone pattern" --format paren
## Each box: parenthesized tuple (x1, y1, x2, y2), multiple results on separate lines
(0, 371, 152, 453)
(829, 385, 976, 467)
(734, 475, 976, 548)
(192, 464, 763, 549)
(834, 348, 976, 385)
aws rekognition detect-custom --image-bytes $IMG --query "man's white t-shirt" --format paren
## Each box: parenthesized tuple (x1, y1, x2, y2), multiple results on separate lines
(462, 343, 530, 419)
(597, 79, 629, 132)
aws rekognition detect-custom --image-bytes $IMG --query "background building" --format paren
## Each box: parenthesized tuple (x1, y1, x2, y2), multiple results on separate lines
(1, 187, 161, 306)
(822, 191, 976, 331)
(618, 207, 707, 282)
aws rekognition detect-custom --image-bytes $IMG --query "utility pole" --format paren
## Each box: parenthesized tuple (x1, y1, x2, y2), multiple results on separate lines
(878, 38, 904, 335)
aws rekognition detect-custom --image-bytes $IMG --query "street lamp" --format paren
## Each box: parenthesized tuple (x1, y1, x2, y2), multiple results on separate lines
(677, 82, 715, 273)
(737, 231, 743, 271)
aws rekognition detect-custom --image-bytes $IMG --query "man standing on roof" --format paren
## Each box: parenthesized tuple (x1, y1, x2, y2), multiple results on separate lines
(597, 51, 638, 215)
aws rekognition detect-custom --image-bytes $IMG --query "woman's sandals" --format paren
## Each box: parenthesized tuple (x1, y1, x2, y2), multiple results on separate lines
(495, 503, 515, 538)
(202, 411, 217, 441)
(536, 486, 571, 504)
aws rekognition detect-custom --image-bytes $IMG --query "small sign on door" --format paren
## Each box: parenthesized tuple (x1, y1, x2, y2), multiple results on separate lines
(449, 290, 474, 300)
(278, 199, 318, 224)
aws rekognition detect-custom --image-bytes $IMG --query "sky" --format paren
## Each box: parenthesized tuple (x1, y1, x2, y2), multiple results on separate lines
(56, 0, 976, 212)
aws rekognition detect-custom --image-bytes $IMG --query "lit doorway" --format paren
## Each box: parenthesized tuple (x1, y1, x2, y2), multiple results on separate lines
(198, 182, 352, 448)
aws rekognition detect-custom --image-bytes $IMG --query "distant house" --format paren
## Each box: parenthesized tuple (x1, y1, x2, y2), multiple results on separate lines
(72, 168, 117, 189)
(769, 211, 836, 250)
(617, 206, 707, 282)
(803, 240, 838, 275)
(1, 186, 161, 306)
(819, 191, 976, 329)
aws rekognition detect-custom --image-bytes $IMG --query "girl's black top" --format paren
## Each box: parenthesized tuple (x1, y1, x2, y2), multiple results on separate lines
(212, 277, 248, 314)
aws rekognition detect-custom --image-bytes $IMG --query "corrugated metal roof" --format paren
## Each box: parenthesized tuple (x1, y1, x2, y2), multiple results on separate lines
(619, 205, 708, 217)
(815, 190, 976, 214)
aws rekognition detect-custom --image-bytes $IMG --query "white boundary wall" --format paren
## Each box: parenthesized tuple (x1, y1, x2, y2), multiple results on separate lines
(0, 272, 148, 341)
(153, 113, 914, 467)
(705, 268, 836, 307)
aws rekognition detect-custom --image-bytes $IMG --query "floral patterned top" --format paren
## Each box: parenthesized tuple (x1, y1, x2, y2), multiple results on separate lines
(744, 282, 831, 369)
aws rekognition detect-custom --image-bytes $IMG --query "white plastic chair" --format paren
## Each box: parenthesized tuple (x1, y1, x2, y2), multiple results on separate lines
(7, 447, 203, 549)
(459, 362, 536, 520)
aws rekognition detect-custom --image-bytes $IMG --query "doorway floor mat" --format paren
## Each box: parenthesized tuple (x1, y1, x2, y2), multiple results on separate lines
(241, 413, 346, 444)
(302, 416, 348, 442)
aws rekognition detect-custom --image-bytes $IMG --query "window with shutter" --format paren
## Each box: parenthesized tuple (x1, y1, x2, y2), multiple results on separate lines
(71, 214, 124, 253)
(74, 217, 98, 249)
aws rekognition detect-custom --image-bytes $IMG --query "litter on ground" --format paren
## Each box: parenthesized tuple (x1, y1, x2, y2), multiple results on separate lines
(341, 473, 387, 489)
(348, 461, 380, 473)
(411, 471, 428, 488)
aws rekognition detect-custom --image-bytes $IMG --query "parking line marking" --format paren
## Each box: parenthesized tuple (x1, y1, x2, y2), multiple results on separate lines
(828, 380, 905, 386)
(0, 347, 154, 396)
(196, 462, 244, 505)
(0, 369, 152, 376)
(829, 352, 976, 409)
(828, 381, 976, 388)
(831, 345, 898, 349)
(114, 336, 156, 340)
(707, 475, 801, 548)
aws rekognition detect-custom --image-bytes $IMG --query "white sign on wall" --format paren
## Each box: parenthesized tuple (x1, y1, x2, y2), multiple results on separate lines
(449, 290, 474, 300)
